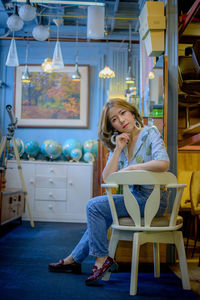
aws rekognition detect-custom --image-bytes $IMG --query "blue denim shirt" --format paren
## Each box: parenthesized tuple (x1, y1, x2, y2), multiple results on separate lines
(106, 126, 170, 216)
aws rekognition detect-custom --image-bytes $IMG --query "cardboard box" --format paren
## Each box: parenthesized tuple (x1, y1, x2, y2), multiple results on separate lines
(144, 30, 165, 56)
(139, 1, 164, 22)
(139, 16, 166, 40)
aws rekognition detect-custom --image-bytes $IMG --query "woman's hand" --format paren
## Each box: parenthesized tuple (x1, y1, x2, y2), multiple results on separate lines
(115, 133, 130, 151)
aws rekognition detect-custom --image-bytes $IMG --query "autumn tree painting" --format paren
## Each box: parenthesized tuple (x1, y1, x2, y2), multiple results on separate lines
(21, 71, 80, 119)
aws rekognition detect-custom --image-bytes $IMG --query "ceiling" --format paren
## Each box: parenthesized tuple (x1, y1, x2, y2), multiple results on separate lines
(0, 0, 146, 42)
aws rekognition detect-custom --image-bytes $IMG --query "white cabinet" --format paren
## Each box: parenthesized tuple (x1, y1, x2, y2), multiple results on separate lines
(6, 160, 93, 223)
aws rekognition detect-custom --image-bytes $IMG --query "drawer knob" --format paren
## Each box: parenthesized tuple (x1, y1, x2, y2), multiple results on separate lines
(50, 168, 54, 173)
(49, 192, 53, 197)
(68, 181, 73, 186)
(48, 205, 53, 209)
(30, 179, 34, 184)
(49, 178, 53, 183)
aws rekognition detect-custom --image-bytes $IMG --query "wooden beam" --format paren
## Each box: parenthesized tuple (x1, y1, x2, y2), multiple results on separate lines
(178, 132, 200, 147)
(183, 122, 200, 136)
(178, 0, 200, 41)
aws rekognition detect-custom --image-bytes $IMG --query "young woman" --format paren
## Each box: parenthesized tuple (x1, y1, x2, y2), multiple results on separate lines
(49, 98, 170, 285)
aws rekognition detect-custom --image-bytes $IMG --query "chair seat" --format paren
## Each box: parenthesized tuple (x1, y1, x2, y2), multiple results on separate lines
(118, 215, 183, 228)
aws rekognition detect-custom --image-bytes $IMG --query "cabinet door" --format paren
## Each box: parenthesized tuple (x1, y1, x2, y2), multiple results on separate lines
(67, 164, 93, 222)
(6, 161, 35, 220)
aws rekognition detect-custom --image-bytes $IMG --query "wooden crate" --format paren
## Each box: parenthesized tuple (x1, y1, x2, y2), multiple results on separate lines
(0, 188, 25, 225)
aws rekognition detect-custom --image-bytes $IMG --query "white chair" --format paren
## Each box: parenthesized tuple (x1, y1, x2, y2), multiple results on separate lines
(102, 170, 191, 296)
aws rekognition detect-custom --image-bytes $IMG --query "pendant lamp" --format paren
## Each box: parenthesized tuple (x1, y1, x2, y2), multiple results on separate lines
(87, 6, 105, 39)
(41, 26, 54, 74)
(125, 24, 135, 84)
(21, 36, 31, 83)
(21, 65, 31, 83)
(42, 58, 54, 73)
(6, 34, 19, 67)
(72, 20, 81, 81)
(99, 32, 115, 79)
(18, 0, 36, 21)
(7, 5, 24, 32)
(52, 19, 64, 70)
(99, 65, 115, 78)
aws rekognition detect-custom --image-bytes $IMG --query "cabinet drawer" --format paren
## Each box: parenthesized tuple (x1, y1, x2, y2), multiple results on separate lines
(35, 165, 67, 177)
(35, 188, 66, 201)
(34, 200, 67, 219)
(35, 176, 66, 188)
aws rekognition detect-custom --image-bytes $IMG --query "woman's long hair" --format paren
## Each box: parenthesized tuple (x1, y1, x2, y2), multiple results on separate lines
(98, 98, 143, 151)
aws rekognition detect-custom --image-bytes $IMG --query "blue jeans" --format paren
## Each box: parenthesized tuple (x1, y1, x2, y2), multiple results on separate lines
(71, 189, 168, 263)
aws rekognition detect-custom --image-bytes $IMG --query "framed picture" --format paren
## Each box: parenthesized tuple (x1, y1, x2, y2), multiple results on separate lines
(14, 65, 89, 128)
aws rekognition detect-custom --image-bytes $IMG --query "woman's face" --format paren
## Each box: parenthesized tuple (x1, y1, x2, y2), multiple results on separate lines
(108, 105, 135, 133)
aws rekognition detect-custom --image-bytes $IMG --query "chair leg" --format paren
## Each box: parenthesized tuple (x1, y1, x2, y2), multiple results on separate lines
(102, 229, 119, 281)
(198, 254, 200, 267)
(185, 215, 192, 256)
(130, 232, 140, 296)
(192, 216, 199, 258)
(153, 243, 160, 278)
(174, 231, 191, 290)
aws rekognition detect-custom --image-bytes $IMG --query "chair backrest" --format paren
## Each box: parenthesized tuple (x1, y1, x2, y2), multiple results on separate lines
(190, 170, 200, 216)
(192, 40, 200, 74)
(179, 56, 199, 80)
(106, 171, 181, 229)
(177, 170, 193, 210)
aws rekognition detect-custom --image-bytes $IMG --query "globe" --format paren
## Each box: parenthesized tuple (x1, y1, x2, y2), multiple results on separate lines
(24, 140, 40, 159)
(70, 148, 82, 162)
(83, 152, 95, 163)
(41, 139, 53, 156)
(9, 138, 24, 157)
(83, 139, 98, 159)
(41, 139, 62, 160)
(63, 139, 82, 158)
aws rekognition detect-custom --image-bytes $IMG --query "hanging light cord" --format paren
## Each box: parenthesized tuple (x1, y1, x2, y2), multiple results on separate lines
(128, 23, 132, 68)
(25, 35, 29, 65)
(75, 19, 79, 64)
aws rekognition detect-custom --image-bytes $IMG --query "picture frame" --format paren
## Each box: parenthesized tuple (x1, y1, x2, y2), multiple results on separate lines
(14, 65, 89, 128)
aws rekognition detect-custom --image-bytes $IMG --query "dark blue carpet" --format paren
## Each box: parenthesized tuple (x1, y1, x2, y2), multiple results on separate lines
(0, 221, 199, 300)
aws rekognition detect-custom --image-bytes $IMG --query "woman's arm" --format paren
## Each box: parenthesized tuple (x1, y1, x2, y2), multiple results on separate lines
(102, 132, 130, 182)
(119, 160, 170, 173)
(102, 148, 121, 182)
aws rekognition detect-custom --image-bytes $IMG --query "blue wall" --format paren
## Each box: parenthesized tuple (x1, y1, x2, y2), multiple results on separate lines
(0, 39, 139, 147)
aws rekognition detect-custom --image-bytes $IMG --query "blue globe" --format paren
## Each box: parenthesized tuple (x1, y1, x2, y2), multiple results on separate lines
(70, 148, 82, 162)
(41, 139, 62, 160)
(63, 139, 82, 158)
(83, 152, 95, 163)
(9, 138, 24, 157)
(24, 140, 40, 158)
(41, 139, 53, 156)
(83, 139, 98, 159)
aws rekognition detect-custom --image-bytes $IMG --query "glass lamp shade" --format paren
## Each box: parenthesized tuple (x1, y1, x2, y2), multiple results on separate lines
(149, 71, 155, 79)
(125, 66, 135, 84)
(72, 63, 81, 81)
(87, 6, 105, 39)
(6, 38, 19, 67)
(52, 41, 64, 69)
(41, 58, 54, 73)
(7, 14, 24, 31)
(99, 65, 115, 78)
(21, 65, 31, 83)
(32, 25, 50, 41)
(19, 0, 36, 21)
